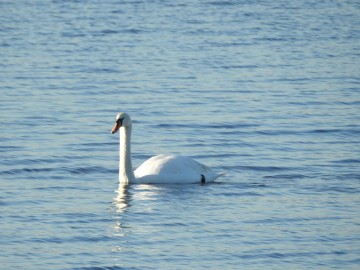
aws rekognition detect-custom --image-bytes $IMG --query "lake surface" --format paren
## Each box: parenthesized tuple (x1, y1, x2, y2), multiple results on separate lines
(1, 0, 359, 269)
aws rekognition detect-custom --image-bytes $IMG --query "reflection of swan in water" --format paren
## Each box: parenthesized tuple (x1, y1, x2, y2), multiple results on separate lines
(111, 112, 225, 185)
(113, 184, 166, 213)
(113, 184, 130, 213)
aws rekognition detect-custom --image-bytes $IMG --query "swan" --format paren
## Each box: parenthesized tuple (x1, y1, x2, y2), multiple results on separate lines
(111, 112, 224, 184)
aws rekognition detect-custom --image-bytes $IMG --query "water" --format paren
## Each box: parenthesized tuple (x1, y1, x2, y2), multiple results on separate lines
(1, 0, 359, 269)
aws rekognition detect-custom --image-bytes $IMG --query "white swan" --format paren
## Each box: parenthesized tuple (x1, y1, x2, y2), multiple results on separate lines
(111, 112, 224, 184)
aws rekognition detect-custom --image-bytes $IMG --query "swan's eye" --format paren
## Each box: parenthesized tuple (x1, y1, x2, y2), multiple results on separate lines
(117, 118, 124, 125)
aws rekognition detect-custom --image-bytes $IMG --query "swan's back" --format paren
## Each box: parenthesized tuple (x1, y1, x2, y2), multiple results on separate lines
(134, 154, 222, 184)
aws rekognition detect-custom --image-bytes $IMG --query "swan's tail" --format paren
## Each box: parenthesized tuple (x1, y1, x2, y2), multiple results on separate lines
(216, 171, 227, 179)
(206, 171, 226, 182)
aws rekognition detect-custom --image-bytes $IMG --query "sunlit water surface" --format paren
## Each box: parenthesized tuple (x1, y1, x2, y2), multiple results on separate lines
(1, 0, 359, 269)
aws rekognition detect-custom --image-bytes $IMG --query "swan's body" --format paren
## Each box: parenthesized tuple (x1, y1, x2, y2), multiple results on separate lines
(134, 154, 221, 184)
(112, 112, 224, 185)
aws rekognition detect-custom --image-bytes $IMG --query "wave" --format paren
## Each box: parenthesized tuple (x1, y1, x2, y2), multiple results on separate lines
(0, 166, 115, 176)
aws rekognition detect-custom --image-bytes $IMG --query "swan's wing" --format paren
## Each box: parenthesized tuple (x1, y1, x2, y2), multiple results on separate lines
(134, 155, 222, 184)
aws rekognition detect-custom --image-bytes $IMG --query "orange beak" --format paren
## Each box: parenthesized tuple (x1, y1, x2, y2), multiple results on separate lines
(111, 122, 121, 134)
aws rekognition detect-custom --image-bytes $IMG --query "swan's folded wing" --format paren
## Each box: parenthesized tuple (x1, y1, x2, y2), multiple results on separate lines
(134, 154, 223, 184)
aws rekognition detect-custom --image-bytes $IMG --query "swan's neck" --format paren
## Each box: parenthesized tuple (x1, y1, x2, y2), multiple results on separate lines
(119, 125, 135, 184)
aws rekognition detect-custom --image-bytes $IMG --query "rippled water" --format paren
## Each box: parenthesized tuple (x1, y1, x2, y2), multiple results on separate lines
(1, 0, 360, 269)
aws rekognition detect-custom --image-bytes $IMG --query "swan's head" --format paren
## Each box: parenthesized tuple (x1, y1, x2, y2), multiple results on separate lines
(111, 112, 132, 134)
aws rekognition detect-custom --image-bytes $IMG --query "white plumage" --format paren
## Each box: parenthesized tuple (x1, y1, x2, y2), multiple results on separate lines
(111, 112, 224, 184)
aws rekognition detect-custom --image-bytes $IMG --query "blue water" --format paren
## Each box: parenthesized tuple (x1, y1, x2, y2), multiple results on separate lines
(1, 0, 360, 269)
